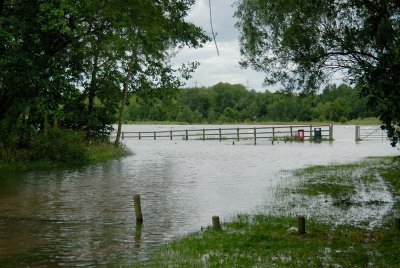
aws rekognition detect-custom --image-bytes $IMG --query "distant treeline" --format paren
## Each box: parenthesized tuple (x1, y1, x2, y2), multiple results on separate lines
(125, 83, 375, 123)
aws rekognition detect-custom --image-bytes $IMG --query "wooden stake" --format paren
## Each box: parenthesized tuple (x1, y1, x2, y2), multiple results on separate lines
(212, 215, 221, 231)
(134, 194, 143, 224)
(298, 216, 305, 234)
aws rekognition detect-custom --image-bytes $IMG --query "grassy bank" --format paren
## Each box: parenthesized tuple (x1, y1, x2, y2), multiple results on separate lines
(0, 132, 131, 175)
(145, 157, 400, 267)
(0, 143, 130, 175)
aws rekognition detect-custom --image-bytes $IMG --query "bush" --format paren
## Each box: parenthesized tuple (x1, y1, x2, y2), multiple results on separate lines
(339, 116, 348, 123)
(30, 128, 89, 164)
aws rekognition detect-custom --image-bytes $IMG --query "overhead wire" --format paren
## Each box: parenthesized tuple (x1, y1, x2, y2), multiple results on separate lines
(208, 0, 219, 56)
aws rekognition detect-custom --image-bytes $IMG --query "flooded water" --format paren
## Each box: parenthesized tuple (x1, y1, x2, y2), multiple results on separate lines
(0, 125, 397, 266)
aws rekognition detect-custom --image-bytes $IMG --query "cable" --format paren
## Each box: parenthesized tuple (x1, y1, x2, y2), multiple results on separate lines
(208, 0, 219, 56)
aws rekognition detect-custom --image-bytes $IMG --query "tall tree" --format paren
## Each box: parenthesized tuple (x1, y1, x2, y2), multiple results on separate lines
(0, 0, 78, 145)
(113, 0, 208, 145)
(235, 0, 400, 145)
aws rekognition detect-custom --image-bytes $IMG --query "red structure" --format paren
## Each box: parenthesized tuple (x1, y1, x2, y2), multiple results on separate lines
(298, 129, 305, 141)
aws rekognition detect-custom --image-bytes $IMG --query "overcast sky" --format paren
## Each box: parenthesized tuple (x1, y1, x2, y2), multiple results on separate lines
(172, 0, 271, 92)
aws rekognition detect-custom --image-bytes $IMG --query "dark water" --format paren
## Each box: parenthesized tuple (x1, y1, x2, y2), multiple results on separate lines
(0, 125, 397, 266)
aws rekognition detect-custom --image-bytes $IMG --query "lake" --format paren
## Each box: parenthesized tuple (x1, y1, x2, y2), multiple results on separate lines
(0, 125, 397, 266)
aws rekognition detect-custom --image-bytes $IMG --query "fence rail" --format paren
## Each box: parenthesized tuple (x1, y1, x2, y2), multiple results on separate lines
(355, 125, 387, 141)
(121, 124, 333, 143)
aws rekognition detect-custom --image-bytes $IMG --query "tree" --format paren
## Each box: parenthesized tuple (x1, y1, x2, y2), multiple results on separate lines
(0, 0, 79, 146)
(235, 0, 400, 145)
(0, 0, 208, 149)
(113, 0, 209, 145)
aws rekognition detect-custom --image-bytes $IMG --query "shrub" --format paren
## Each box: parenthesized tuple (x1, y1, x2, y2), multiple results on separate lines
(339, 116, 348, 123)
(30, 128, 89, 164)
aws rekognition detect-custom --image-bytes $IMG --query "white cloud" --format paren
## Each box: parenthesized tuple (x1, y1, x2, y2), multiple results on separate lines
(172, 0, 276, 92)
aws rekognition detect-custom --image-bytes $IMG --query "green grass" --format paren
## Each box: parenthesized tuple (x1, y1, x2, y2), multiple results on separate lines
(0, 142, 131, 175)
(147, 215, 399, 267)
(142, 157, 400, 267)
(87, 141, 131, 163)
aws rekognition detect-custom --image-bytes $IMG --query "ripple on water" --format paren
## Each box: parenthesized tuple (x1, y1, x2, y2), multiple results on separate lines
(0, 125, 397, 266)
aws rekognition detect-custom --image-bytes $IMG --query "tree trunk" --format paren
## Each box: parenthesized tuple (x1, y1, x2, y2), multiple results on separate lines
(115, 59, 134, 146)
(87, 50, 99, 130)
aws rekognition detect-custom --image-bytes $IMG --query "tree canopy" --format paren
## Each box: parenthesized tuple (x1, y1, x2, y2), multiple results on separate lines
(234, 0, 400, 145)
(0, 0, 208, 150)
(125, 82, 374, 124)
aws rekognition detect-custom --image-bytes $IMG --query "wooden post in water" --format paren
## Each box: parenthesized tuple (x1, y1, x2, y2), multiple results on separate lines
(272, 127, 275, 144)
(153, 131, 156, 140)
(122, 132, 125, 140)
(185, 130, 189, 140)
(203, 129, 205, 141)
(355, 125, 360, 141)
(170, 130, 173, 140)
(134, 194, 143, 224)
(298, 216, 306, 234)
(329, 124, 333, 141)
(254, 127, 257, 145)
(212, 215, 221, 231)
(219, 128, 222, 142)
(290, 126, 293, 141)
(237, 128, 240, 141)
(309, 125, 313, 141)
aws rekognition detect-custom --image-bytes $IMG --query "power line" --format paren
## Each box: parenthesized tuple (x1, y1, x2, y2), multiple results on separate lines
(208, 0, 219, 56)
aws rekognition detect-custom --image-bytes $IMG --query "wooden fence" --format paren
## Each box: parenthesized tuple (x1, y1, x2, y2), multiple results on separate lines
(355, 125, 387, 141)
(121, 124, 333, 143)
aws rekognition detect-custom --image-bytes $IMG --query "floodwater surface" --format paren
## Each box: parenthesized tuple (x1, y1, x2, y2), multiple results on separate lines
(0, 125, 397, 266)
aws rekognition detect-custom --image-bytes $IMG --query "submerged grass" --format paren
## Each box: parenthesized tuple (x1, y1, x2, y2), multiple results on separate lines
(143, 157, 400, 267)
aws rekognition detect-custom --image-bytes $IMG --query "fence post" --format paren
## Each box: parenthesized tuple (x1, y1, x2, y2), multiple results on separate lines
(290, 126, 293, 141)
(170, 130, 173, 140)
(329, 124, 333, 141)
(185, 130, 189, 140)
(138, 132, 141, 140)
(203, 129, 205, 141)
(298, 216, 305, 234)
(309, 125, 313, 141)
(254, 127, 257, 145)
(122, 132, 125, 140)
(219, 128, 222, 142)
(355, 125, 360, 141)
(212, 215, 221, 231)
(272, 127, 275, 144)
(237, 128, 240, 141)
(154, 131, 156, 140)
(134, 194, 143, 224)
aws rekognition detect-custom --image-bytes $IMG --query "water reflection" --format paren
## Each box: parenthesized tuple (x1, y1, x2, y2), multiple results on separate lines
(0, 125, 397, 266)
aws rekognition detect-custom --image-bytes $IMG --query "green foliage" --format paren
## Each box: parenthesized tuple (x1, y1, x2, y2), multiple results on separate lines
(234, 0, 400, 145)
(125, 82, 374, 124)
(30, 129, 88, 164)
(0, 0, 208, 149)
(147, 214, 400, 267)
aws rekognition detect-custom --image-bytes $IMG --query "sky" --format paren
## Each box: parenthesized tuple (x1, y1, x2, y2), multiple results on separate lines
(172, 0, 271, 92)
